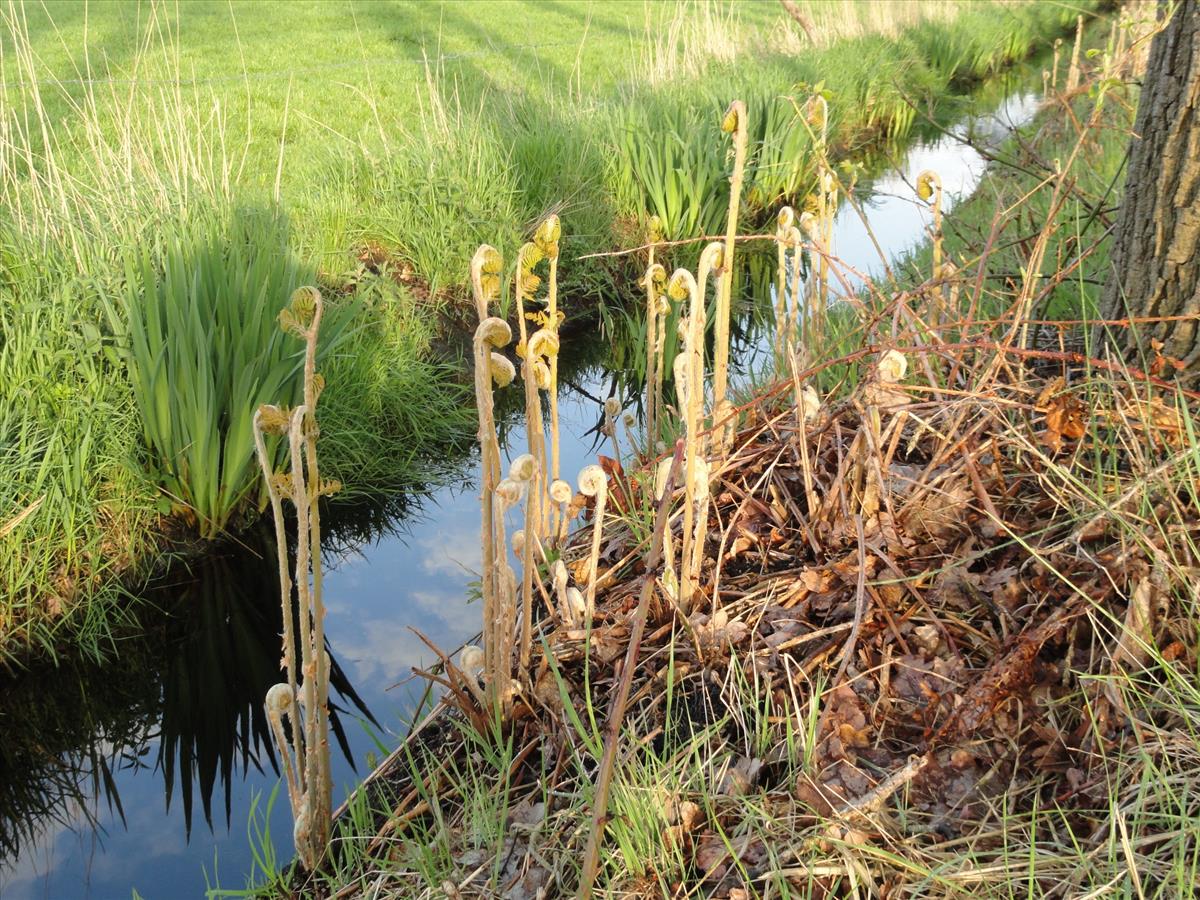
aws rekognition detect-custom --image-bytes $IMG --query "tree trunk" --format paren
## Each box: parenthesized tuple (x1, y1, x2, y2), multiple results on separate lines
(1100, 0, 1200, 373)
(779, 0, 817, 45)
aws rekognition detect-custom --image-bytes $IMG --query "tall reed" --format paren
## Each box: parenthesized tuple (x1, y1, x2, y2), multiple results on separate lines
(121, 213, 340, 538)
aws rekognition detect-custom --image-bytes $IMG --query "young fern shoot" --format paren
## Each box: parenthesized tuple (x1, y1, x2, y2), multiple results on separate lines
(806, 93, 833, 340)
(917, 170, 944, 277)
(774, 206, 804, 356)
(509, 453, 538, 675)
(578, 464, 608, 623)
(534, 216, 563, 537)
(516, 240, 550, 547)
(917, 170, 946, 321)
(470, 245, 511, 684)
(713, 100, 747, 454)
(666, 264, 707, 611)
(254, 286, 341, 872)
(642, 255, 668, 455)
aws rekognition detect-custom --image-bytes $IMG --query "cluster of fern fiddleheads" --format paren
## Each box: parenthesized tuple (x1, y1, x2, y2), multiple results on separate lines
(253, 286, 342, 871)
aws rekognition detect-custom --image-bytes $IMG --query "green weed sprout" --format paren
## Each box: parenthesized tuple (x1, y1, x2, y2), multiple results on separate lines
(254, 286, 340, 872)
(713, 100, 747, 455)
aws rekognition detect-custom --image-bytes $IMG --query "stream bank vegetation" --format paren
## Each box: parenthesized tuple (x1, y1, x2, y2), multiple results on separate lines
(0, 0, 1098, 668)
(240, 10, 1200, 898)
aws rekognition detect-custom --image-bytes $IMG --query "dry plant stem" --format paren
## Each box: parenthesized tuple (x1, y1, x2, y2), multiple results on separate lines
(814, 514, 870, 746)
(713, 100, 747, 454)
(578, 443, 682, 900)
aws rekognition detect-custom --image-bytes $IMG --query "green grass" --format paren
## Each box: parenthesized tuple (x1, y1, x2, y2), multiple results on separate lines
(0, 0, 1098, 666)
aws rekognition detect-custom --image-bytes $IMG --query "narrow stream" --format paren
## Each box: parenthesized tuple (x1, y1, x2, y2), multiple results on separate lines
(0, 76, 1043, 900)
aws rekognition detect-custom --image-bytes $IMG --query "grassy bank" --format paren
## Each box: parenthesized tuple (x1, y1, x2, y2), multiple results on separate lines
(227, 12, 1200, 899)
(0, 1, 1098, 667)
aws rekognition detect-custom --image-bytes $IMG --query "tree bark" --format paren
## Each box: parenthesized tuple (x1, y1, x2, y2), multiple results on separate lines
(1100, 0, 1200, 372)
(779, 0, 817, 45)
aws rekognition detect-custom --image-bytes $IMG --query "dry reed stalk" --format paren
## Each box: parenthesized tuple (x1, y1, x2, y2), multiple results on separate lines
(713, 100, 747, 454)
